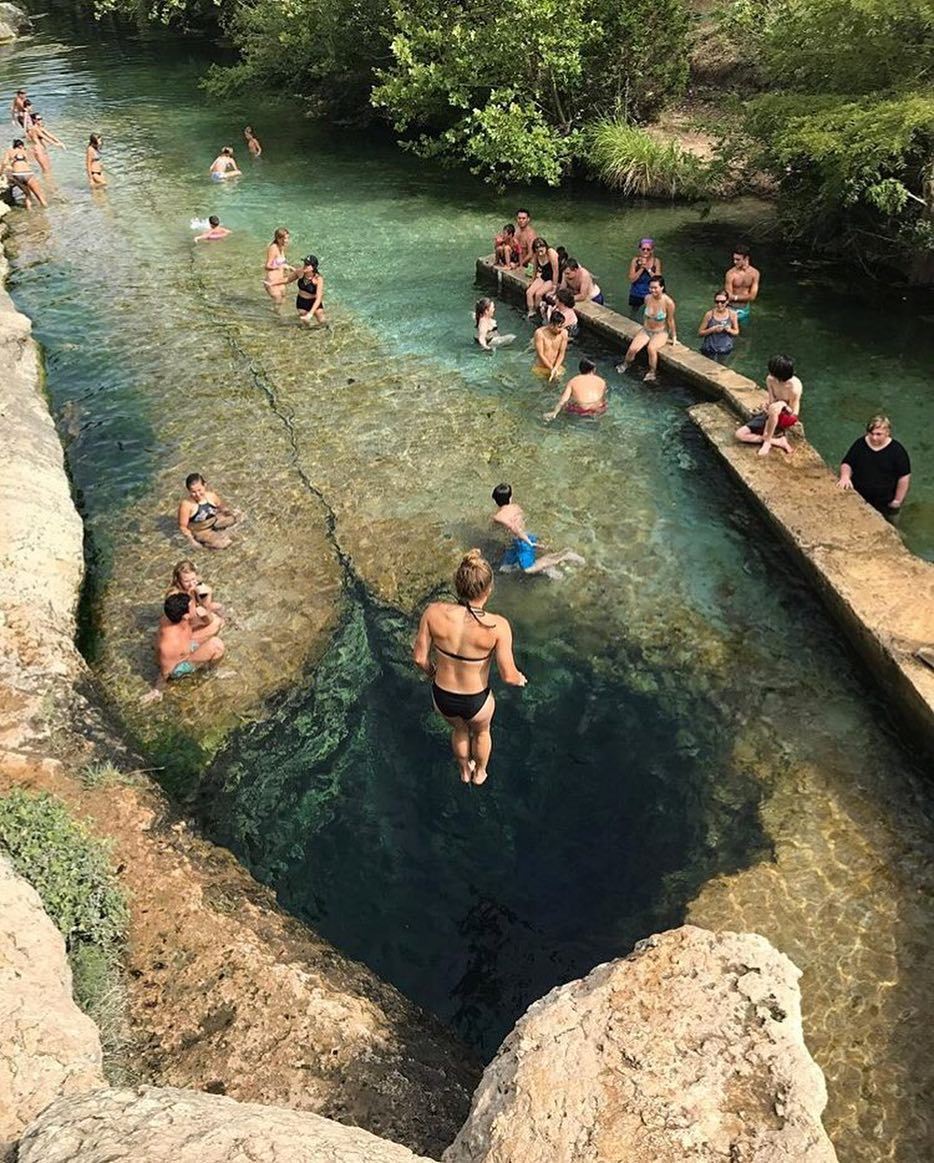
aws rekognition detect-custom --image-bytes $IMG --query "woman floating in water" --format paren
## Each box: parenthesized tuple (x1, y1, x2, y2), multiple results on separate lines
(244, 126, 262, 158)
(1, 138, 48, 208)
(617, 275, 676, 383)
(86, 133, 106, 187)
(474, 298, 515, 350)
(697, 292, 739, 362)
(263, 227, 292, 305)
(288, 254, 326, 324)
(413, 549, 527, 786)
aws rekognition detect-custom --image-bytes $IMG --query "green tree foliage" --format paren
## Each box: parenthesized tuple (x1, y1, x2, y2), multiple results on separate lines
(742, 0, 934, 271)
(372, 0, 690, 184)
(203, 0, 393, 122)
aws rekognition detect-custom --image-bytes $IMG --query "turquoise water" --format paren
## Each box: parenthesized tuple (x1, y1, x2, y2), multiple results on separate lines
(2, 29, 933, 1161)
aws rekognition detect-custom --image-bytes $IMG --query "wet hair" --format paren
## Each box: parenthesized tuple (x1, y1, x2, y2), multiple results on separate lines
(208, 215, 220, 227)
(475, 297, 494, 326)
(516, 207, 530, 217)
(171, 560, 198, 590)
(15, 89, 26, 96)
(579, 358, 596, 374)
(22, 99, 32, 108)
(556, 246, 568, 262)
(648, 275, 665, 290)
(185, 472, 206, 490)
(556, 289, 575, 309)
(565, 258, 581, 271)
(866, 414, 891, 434)
(303, 254, 319, 270)
(273, 227, 289, 246)
(12, 138, 23, 148)
(733, 243, 751, 258)
(222, 146, 234, 156)
(244, 125, 254, 135)
(454, 549, 493, 607)
(541, 292, 557, 308)
(532, 236, 548, 251)
(502, 223, 515, 235)
(768, 354, 794, 381)
(89, 133, 102, 148)
(164, 593, 192, 624)
(549, 310, 566, 327)
(492, 483, 512, 507)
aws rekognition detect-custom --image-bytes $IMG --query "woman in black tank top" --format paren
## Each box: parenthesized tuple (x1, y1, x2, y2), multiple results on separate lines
(525, 236, 560, 317)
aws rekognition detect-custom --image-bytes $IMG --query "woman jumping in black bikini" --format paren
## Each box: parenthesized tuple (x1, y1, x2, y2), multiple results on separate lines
(413, 549, 527, 785)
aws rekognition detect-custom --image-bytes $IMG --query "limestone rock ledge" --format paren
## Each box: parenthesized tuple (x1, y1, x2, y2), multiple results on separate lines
(444, 925, 838, 1163)
(17, 1085, 433, 1162)
(0, 855, 104, 1160)
(0, 4, 32, 42)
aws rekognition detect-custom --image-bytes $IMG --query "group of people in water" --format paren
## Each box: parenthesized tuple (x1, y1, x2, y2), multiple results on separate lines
(3, 92, 915, 783)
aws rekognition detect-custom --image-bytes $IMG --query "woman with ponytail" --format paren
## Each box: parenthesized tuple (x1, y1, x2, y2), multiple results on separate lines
(413, 549, 526, 785)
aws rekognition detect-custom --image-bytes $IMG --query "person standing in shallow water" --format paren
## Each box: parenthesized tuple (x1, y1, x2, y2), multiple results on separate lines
(263, 227, 292, 304)
(838, 415, 911, 516)
(86, 133, 106, 187)
(244, 126, 262, 157)
(413, 549, 527, 785)
(725, 244, 760, 322)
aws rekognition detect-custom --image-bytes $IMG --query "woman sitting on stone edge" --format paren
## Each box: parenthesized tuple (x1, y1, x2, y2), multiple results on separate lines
(413, 549, 526, 786)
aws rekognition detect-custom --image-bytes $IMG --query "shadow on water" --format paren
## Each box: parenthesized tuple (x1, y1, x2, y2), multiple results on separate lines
(197, 586, 768, 1058)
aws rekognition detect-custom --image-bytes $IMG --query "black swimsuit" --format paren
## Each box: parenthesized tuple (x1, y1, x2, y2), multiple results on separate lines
(296, 274, 322, 312)
(431, 607, 495, 721)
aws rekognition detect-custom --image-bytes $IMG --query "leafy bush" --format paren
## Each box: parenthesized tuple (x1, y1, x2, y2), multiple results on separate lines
(586, 118, 708, 199)
(373, 0, 691, 184)
(0, 788, 128, 957)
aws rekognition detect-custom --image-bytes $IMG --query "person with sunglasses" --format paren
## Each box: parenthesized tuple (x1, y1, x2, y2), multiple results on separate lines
(698, 292, 739, 361)
(627, 238, 662, 310)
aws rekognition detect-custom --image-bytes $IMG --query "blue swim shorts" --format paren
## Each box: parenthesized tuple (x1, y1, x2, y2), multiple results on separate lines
(501, 535, 538, 571)
(734, 304, 751, 323)
(169, 659, 196, 680)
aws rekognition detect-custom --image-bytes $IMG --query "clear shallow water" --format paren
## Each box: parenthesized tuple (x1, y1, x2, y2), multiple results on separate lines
(2, 30, 932, 1161)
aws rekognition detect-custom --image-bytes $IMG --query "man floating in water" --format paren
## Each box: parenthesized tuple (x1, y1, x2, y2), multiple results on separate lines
(491, 483, 584, 577)
(194, 215, 231, 242)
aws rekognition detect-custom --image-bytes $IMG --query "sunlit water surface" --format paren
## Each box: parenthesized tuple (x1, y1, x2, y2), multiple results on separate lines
(1, 30, 932, 1162)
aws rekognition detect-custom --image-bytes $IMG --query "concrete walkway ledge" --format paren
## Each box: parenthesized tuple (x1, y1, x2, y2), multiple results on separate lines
(476, 256, 766, 416)
(691, 404, 934, 754)
(477, 255, 934, 758)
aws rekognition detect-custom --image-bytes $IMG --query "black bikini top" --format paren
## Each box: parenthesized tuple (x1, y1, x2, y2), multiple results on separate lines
(434, 603, 496, 661)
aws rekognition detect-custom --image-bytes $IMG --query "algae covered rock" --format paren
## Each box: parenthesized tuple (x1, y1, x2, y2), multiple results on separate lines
(444, 925, 837, 1163)
(17, 1085, 435, 1162)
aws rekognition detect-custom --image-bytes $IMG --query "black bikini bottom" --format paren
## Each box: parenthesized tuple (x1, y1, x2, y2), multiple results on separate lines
(432, 683, 490, 722)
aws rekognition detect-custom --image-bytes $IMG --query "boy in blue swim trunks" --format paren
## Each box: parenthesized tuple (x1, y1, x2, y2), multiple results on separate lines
(491, 484, 585, 577)
(139, 592, 225, 704)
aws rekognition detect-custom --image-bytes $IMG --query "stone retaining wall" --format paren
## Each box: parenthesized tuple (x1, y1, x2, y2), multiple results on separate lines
(476, 256, 934, 757)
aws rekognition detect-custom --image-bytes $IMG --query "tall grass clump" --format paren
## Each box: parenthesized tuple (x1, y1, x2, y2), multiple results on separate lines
(586, 118, 709, 199)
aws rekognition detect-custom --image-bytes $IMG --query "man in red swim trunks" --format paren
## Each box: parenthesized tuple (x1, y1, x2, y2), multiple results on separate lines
(735, 354, 803, 457)
(544, 358, 607, 420)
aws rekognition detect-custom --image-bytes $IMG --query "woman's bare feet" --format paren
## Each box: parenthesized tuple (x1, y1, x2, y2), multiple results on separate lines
(459, 759, 475, 783)
(471, 766, 488, 785)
